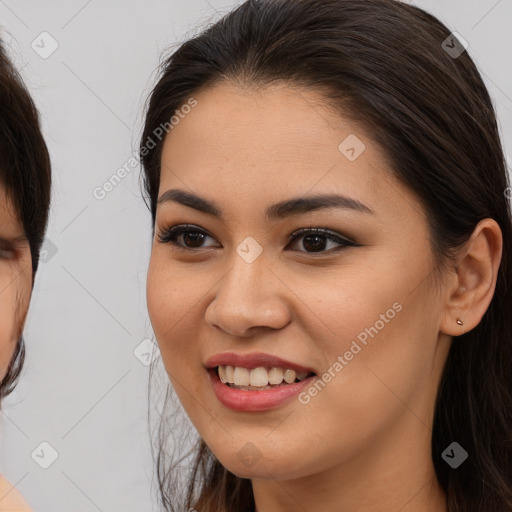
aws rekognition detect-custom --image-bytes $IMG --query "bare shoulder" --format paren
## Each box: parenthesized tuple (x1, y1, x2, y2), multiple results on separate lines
(0, 474, 32, 511)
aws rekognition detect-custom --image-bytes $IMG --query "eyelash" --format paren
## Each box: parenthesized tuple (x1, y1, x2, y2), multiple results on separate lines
(0, 241, 16, 260)
(156, 224, 358, 255)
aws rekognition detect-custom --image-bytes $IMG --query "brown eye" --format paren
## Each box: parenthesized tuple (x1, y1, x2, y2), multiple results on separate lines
(287, 227, 358, 254)
(0, 239, 16, 260)
(156, 224, 359, 255)
(157, 225, 218, 250)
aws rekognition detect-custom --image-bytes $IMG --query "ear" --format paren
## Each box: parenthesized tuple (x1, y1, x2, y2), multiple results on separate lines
(440, 218, 503, 336)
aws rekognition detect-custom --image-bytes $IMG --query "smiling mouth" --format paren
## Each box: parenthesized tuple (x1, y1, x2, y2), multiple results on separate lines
(215, 365, 316, 391)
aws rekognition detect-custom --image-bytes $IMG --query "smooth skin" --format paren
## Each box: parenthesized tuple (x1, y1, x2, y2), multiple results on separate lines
(0, 186, 31, 381)
(146, 81, 502, 512)
(0, 185, 32, 511)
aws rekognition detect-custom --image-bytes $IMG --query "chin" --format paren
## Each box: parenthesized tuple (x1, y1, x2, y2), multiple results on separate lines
(215, 448, 309, 481)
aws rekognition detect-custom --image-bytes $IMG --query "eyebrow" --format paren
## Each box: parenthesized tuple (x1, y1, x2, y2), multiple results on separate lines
(157, 188, 374, 221)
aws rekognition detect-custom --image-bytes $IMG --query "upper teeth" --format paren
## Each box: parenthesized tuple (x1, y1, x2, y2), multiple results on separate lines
(217, 365, 309, 387)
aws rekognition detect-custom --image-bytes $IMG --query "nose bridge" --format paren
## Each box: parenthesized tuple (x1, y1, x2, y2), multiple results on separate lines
(223, 233, 270, 297)
(221, 245, 270, 309)
(205, 242, 290, 336)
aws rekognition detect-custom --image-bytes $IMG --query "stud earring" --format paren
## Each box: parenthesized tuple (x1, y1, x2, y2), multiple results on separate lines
(456, 318, 464, 326)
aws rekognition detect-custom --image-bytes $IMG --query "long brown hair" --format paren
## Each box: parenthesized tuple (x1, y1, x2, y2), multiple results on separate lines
(0, 37, 52, 400)
(140, 1, 512, 510)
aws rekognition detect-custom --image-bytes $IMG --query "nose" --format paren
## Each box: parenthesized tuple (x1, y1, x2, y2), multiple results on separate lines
(204, 253, 291, 338)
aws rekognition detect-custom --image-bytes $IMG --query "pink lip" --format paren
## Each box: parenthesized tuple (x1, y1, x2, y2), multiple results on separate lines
(208, 368, 316, 412)
(204, 351, 316, 374)
(205, 352, 317, 412)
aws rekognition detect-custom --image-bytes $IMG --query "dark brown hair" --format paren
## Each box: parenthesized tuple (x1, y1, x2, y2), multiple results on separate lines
(140, 1, 512, 510)
(0, 36, 52, 400)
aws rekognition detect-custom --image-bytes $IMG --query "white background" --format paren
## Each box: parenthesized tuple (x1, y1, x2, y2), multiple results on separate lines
(0, 1, 510, 511)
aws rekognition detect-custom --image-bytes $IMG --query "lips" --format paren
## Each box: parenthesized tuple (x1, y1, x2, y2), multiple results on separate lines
(204, 351, 318, 411)
(204, 351, 317, 374)
(207, 367, 316, 412)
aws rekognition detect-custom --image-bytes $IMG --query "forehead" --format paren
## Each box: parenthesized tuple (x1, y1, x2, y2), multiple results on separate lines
(158, 81, 423, 225)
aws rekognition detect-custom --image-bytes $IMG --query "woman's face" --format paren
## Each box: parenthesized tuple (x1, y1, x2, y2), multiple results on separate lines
(147, 81, 453, 481)
(0, 185, 31, 383)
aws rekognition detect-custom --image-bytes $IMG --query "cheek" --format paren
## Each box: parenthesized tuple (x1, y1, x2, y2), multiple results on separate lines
(0, 264, 31, 379)
(147, 253, 192, 337)
(297, 259, 434, 403)
(0, 296, 17, 379)
(312, 247, 434, 367)
(301, 272, 437, 438)
(146, 256, 213, 433)
(288, 266, 401, 360)
(146, 253, 204, 371)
